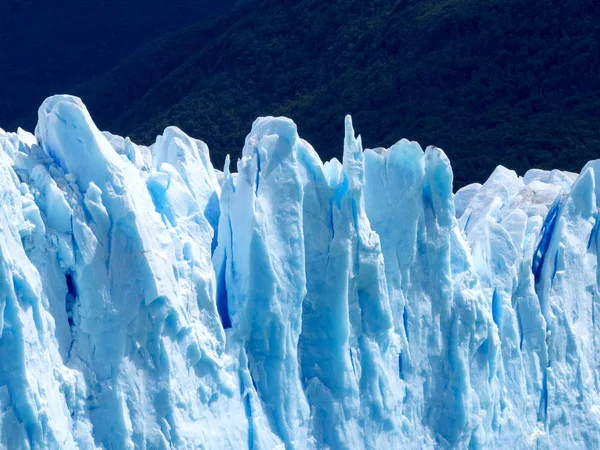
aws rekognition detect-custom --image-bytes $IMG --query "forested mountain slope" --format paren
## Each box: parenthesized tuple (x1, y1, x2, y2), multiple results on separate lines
(67, 0, 600, 188)
(0, 0, 236, 129)
(4, 0, 599, 188)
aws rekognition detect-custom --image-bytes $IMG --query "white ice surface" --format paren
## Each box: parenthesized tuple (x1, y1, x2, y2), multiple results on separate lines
(0, 95, 598, 449)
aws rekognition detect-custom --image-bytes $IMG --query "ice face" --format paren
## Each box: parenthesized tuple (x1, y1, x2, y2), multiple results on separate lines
(0, 95, 599, 449)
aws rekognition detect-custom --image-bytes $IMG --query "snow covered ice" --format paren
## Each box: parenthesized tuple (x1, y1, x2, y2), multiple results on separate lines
(0, 95, 599, 449)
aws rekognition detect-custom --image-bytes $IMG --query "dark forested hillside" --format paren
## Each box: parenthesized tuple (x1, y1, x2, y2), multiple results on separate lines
(7, 0, 600, 188)
(0, 0, 236, 129)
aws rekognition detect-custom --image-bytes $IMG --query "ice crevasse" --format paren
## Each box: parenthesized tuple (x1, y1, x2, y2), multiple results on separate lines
(0, 95, 599, 449)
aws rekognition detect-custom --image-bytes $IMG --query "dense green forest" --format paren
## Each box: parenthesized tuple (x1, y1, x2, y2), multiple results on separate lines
(8, 0, 600, 188)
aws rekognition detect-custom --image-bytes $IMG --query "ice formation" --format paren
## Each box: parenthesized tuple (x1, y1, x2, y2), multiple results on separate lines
(0, 95, 598, 449)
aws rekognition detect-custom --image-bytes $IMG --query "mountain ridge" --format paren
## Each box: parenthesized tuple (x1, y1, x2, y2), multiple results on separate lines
(2, 0, 599, 188)
(62, 0, 600, 189)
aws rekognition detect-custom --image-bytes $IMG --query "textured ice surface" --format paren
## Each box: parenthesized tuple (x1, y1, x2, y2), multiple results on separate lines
(0, 95, 599, 449)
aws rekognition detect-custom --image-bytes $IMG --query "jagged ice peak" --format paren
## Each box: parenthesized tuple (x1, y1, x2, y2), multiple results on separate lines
(0, 95, 598, 449)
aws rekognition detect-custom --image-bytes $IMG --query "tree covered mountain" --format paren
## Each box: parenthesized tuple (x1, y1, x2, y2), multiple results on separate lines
(5, 0, 600, 188)
(0, 0, 237, 128)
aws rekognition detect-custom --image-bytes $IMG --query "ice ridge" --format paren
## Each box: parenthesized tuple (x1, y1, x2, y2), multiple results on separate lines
(0, 95, 598, 449)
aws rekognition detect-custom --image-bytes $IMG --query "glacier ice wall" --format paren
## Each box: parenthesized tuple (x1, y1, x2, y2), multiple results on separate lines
(0, 95, 599, 449)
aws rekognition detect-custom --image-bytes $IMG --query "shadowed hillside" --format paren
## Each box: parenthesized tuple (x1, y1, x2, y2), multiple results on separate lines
(6, 0, 600, 188)
(0, 0, 237, 128)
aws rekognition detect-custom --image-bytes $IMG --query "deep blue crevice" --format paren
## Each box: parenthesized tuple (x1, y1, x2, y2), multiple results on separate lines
(243, 393, 254, 450)
(65, 272, 77, 328)
(551, 248, 560, 283)
(332, 177, 348, 208)
(491, 288, 502, 329)
(422, 180, 437, 221)
(328, 203, 335, 236)
(215, 255, 232, 329)
(398, 352, 404, 380)
(539, 363, 549, 423)
(204, 191, 221, 255)
(403, 306, 409, 343)
(324, 200, 336, 267)
(349, 349, 356, 376)
(478, 338, 489, 355)
(464, 211, 472, 232)
(254, 147, 261, 196)
(587, 217, 600, 252)
(65, 271, 78, 360)
(532, 198, 561, 283)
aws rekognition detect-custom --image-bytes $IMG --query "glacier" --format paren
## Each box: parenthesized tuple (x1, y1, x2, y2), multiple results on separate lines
(0, 95, 599, 449)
